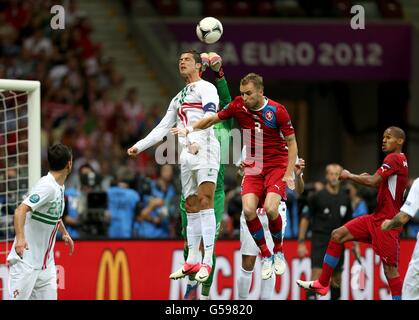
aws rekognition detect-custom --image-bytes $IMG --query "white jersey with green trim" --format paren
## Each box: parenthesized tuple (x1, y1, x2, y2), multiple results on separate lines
(132, 79, 220, 152)
(7, 172, 65, 269)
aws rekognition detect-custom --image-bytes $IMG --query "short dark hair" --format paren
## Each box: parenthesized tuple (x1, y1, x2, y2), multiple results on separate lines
(48, 143, 72, 171)
(240, 73, 264, 90)
(116, 166, 135, 184)
(325, 163, 343, 175)
(387, 126, 406, 142)
(181, 49, 202, 65)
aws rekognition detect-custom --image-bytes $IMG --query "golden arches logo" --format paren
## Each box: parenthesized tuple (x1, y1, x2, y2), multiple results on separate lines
(96, 249, 132, 300)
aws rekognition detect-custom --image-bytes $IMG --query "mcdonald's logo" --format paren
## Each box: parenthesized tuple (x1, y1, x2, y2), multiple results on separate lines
(96, 249, 131, 300)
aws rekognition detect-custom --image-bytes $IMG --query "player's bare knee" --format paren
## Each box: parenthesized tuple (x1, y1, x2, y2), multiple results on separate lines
(243, 206, 257, 220)
(185, 199, 199, 213)
(242, 255, 256, 271)
(198, 194, 213, 210)
(265, 206, 278, 220)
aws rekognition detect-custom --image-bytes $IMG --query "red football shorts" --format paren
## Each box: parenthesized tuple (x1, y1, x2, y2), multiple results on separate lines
(241, 166, 287, 200)
(344, 214, 401, 266)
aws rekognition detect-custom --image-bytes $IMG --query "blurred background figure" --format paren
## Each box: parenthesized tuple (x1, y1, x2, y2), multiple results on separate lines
(347, 182, 369, 219)
(107, 166, 140, 239)
(133, 164, 177, 239)
(64, 163, 106, 239)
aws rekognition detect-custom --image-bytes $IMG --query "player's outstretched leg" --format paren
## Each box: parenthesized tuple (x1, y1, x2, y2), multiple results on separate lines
(195, 208, 215, 283)
(179, 198, 199, 299)
(170, 209, 202, 280)
(384, 265, 403, 300)
(268, 215, 286, 275)
(200, 253, 216, 300)
(182, 242, 199, 300)
(246, 215, 274, 279)
(243, 195, 273, 280)
(297, 228, 348, 295)
(194, 181, 217, 283)
(296, 240, 342, 295)
(265, 194, 286, 276)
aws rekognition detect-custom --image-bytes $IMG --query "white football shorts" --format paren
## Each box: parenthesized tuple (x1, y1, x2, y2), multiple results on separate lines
(8, 260, 57, 300)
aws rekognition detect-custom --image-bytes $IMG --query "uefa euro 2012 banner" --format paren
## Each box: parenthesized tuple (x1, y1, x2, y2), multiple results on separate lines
(1, 240, 415, 300)
(150, 20, 411, 81)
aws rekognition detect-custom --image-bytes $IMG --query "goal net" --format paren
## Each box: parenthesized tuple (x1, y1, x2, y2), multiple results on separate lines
(0, 80, 40, 299)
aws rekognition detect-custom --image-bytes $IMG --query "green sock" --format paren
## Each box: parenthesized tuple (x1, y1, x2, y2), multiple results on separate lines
(201, 253, 216, 297)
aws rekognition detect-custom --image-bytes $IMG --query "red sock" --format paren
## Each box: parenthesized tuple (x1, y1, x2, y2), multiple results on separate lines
(318, 240, 344, 287)
(246, 217, 271, 257)
(268, 215, 283, 253)
(387, 276, 402, 300)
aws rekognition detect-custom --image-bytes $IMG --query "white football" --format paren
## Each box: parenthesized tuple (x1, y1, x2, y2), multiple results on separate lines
(196, 17, 223, 44)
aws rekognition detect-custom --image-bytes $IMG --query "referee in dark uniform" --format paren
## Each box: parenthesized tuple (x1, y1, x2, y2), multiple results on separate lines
(297, 163, 354, 300)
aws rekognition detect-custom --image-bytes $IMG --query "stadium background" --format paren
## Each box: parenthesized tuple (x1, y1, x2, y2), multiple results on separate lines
(0, 0, 418, 300)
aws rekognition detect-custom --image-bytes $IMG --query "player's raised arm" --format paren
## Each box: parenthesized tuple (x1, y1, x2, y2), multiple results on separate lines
(381, 212, 411, 231)
(208, 52, 232, 108)
(170, 113, 222, 136)
(339, 170, 382, 187)
(128, 100, 177, 156)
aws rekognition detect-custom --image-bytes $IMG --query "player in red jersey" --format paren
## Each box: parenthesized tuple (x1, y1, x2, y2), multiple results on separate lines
(171, 73, 298, 280)
(297, 126, 408, 300)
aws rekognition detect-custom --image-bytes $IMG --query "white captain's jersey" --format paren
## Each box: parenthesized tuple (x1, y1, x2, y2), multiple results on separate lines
(174, 79, 219, 146)
(401, 178, 419, 219)
(133, 79, 219, 153)
(7, 172, 65, 269)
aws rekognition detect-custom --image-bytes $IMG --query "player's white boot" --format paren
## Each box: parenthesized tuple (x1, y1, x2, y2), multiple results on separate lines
(195, 263, 212, 283)
(261, 256, 274, 280)
(169, 262, 201, 280)
(273, 252, 286, 275)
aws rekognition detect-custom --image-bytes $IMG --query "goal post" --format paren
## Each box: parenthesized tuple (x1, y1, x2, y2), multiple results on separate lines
(0, 79, 41, 299)
(0, 80, 41, 189)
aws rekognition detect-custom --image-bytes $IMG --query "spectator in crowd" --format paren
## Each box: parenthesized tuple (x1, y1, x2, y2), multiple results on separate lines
(133, 164, 176, 239)
(347, 182, 368, 218)
(64, 163, 102, 239)
(107, 166, 141, 238)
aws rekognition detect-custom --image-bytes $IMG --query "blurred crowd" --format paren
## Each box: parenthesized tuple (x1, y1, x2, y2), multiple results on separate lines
(1, 0, 417, 241)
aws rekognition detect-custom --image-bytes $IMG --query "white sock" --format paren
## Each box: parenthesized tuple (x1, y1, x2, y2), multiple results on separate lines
(200, 208, 216, 266)
(186, 212, 201, 265)
(200, 294, 209, 300)
(237, 267, 253, 300)
(261, 272, 276, 300)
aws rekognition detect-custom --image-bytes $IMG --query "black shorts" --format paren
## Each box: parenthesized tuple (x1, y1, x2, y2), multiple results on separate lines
(311, 233, 344, 271)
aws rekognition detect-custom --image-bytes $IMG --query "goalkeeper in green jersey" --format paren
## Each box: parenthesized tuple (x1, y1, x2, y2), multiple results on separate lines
(179, 52, 233, 300)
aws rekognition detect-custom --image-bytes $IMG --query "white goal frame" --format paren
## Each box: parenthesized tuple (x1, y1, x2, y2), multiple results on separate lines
(0, 79, 41, 189)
